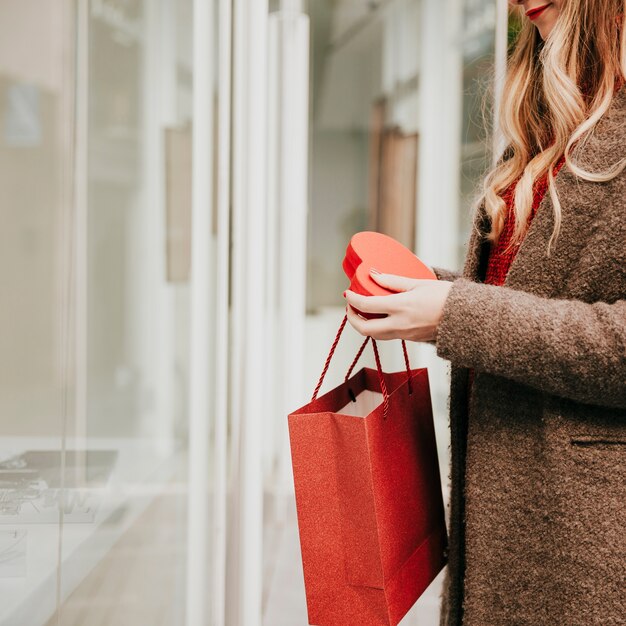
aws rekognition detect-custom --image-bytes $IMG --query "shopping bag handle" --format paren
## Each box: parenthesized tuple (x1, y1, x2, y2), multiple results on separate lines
(311, 314, 413, 419)
(344, 335, 413, 396)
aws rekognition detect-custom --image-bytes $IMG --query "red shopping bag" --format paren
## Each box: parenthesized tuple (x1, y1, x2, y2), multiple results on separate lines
(288, 316, 447, 626)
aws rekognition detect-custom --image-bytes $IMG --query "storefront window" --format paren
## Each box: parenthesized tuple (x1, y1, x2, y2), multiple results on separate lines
(0, 1, 505, 624)
(308, 0, 421, 311)
(0, 1, 207, 623)
(0, 1, 74, 622)
(56, 1, 195, 622)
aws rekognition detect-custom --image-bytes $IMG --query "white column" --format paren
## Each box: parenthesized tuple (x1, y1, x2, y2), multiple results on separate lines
(230, 1, 269, 625)
(73, 0, 89, 445)
(265, 13, 280, 482)
(226, 1, 246, 617)
(267, 8, 310, 505)
(240, 0, 268, 620)
(212, 0, 232, 624)
(414, 0, 463, 452)
(415, 0, 462, 271)
(142, 0, 177, 455)
(186, 0, 216, 624)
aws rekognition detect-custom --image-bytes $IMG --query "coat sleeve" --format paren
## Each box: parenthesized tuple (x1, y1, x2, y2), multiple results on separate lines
(435, 279, 626, 409)
(432, 267, 463, 282)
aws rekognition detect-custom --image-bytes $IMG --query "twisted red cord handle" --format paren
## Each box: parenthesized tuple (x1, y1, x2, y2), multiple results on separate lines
(312, 314, 388, 407)
(345, 336, 370, 382)
(345, 337, 412, 395)
(371, 338, 389, 420)
(311, 314, 347, 402)
(311, 315, 413, 421)
(401, 340, 413, 394)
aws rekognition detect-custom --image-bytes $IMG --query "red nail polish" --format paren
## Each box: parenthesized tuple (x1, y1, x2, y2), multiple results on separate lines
(343, 291, 347, 298)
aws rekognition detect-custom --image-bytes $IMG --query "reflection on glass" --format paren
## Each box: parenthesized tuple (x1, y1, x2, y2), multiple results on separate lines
(1, 0, 199, 623)
(308, 0, 421, 310)
(0, 0, 69, 623)
(54, 1, 195, 624)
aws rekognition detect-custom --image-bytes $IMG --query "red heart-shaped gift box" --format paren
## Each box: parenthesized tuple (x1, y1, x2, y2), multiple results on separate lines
(343, 231, 437, 318)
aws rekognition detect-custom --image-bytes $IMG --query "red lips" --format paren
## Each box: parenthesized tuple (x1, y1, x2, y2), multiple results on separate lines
(525, 3, 551, 20)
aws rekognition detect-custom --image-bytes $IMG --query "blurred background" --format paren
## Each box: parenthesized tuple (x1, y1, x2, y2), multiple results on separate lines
(0, 0, 515, 624)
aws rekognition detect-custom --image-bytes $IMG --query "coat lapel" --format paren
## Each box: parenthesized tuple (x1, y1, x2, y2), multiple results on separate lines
(503, 165, 586, 297)
(467, 86, 626, 297)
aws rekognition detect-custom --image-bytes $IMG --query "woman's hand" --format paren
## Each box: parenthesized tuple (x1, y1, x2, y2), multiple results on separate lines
(344, 270, 454, 342)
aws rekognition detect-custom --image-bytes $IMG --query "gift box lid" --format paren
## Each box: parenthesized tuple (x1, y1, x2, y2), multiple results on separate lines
(343, 231, 436, 297)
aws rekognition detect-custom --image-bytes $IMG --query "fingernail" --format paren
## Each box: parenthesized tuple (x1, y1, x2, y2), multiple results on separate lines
(343, 291, 347, 298)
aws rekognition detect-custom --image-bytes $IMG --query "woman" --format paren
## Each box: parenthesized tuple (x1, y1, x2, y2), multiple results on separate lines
(344, 1, 625, 624)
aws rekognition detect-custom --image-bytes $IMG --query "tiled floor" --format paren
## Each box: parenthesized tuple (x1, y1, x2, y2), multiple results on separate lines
(45, 491, 187, 626)
(44, 487, 443, 625)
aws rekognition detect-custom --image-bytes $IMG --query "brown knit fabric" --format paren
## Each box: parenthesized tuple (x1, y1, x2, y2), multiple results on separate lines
(432, 85, 626, 625)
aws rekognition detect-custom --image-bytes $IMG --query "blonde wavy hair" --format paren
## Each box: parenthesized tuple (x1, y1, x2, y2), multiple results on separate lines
(482, 0, 626, 251)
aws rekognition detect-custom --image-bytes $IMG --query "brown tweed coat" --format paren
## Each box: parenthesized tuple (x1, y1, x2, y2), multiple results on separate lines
(432, 85, 626, 625)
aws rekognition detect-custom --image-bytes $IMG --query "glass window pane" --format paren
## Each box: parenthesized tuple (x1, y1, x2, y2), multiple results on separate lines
(0, 1, 72, 622)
